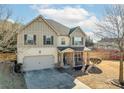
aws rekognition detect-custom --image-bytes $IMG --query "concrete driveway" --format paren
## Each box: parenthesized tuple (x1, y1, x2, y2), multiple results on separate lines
(24, 68, 90, 89)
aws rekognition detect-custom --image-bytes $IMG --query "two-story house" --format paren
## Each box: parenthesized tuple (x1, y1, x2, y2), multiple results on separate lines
(17, 15, 86, 71)
(94, 38, 119, 50)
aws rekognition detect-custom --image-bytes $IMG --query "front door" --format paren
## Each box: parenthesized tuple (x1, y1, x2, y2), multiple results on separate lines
(74, 52, 83, 66)
(63, 53, 69, 66)
(63, 53, 73, 67)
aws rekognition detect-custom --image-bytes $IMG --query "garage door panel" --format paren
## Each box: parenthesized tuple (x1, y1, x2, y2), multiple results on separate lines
(23, 55, 54, 71)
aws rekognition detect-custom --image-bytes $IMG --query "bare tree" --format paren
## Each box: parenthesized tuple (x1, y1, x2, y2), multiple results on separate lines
(0, 5, 21, 52)
(85, 36, 94, 47)
(94, 5, 124, 85)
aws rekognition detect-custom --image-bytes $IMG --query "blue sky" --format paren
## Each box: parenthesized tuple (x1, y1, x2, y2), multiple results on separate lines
(8, 4, 106, 24)
(7, 4, 109, 41)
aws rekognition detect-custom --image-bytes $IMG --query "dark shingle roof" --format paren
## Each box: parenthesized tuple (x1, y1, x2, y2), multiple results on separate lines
(57, 47, 84, 51)
(69, 27, 78, 35)
(69, 26, 86, 36)
(46, 19, 86, 36)
(46, 19, 70, 35)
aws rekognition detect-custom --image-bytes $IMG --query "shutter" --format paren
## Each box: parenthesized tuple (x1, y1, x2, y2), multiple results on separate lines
(82, 37, 84, 45)
(24, 34, 27, 45)
(34, 35, 36, 44)
(72, 37, 74, 45)
(51, 36, 54, 45)
(43, 35, 46, 45)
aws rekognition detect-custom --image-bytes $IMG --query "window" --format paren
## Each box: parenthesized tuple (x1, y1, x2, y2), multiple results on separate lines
(61, 38, 65, 45)
(43, 35, 53, 45)
(24, 34, 36, 45)
(73, 37, 83, 45)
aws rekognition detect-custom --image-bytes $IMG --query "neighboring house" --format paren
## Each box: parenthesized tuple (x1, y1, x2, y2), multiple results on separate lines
(17, 15, 86, 71)
(94, 38, 119, 50)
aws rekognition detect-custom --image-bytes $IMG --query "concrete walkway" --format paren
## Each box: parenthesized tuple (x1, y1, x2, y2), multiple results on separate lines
(24, 68, 90, 89)
(73, 79, 90, 89)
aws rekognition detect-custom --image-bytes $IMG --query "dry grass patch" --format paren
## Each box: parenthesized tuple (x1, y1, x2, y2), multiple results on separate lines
(0, 53, 16, 62)
(77, 60, 124, 89)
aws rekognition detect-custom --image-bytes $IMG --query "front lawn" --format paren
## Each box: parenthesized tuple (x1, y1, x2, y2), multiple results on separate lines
(77, 60, 124, 89)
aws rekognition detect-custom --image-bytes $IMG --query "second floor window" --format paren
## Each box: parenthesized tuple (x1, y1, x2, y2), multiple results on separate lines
(61, 38, 65, 45)
(24, 34, 36, 45)
(43, 35, 53, 45)
(72, 37, 83, 45)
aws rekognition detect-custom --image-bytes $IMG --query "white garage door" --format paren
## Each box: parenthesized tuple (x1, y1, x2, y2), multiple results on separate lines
(23, 55, 54, 71)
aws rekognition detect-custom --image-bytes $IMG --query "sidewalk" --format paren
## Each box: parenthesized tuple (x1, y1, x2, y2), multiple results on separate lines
(73, 79, 91, 89)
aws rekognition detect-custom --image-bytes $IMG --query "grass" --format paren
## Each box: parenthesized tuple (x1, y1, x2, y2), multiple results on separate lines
(77, 60, 124, 89)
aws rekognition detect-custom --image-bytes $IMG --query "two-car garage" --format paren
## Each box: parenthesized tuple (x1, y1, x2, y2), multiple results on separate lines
(17, 48, 57, 71)
(23, 55, 55, 71)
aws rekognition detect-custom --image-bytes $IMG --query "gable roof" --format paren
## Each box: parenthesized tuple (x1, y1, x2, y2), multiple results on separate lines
(69, 27, 78, 34)
(18, 15, 59, 35)
(69, 26, 86, 36)
(46, 19, 70, 35)
(18, 15, 86, 36)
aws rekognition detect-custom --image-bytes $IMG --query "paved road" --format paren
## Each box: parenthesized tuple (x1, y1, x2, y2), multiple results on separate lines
(24, 68, 90, 89)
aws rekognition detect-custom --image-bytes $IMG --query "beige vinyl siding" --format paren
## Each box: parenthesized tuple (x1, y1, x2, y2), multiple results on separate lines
(57, 36, 70, 46)
(42, 22, 57, 47)
(70, 28, 86, 47)
(17, 19, 57, 48)
(17, 47, 58, 64)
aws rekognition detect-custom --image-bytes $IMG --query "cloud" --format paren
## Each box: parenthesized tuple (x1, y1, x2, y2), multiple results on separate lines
(31, 5, 99, 41)
(78, 16, 98, 31)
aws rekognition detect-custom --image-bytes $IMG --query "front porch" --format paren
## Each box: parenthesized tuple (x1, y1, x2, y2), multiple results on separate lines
(57, 47, 84, 68)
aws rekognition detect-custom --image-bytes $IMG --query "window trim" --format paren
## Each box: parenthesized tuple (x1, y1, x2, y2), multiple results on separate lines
(61, 38, 66, 45)
(24, 34, 36, 45)
(43, 35, 54, 45)
(73, 37, 83, 45)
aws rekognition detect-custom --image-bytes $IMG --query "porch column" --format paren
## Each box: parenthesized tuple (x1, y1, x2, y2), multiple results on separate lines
(60, 52, 64, 67)
(72, 52, 75, 67)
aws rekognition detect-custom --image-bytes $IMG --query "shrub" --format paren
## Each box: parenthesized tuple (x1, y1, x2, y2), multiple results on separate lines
(14, 63, 22, 73)
(90, 58, 102, 66)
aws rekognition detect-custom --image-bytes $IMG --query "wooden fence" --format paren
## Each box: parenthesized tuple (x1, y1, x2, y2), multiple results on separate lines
(84, 51, 110, 60)
(84, 49, 124, 60)
(0, 53, 16, 62)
